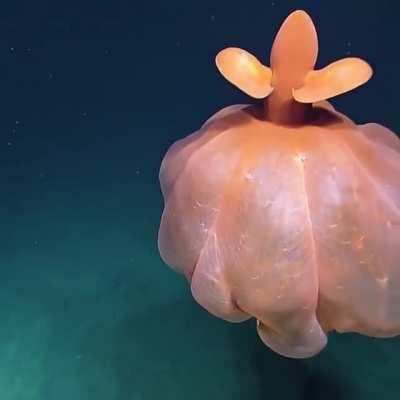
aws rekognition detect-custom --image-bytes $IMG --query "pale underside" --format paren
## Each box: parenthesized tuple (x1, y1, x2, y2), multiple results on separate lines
(158, 104, 400, 358)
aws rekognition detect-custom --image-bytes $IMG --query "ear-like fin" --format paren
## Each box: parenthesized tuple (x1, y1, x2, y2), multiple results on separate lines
(293, 57, 373, 103)
(216, 47, 274, 99)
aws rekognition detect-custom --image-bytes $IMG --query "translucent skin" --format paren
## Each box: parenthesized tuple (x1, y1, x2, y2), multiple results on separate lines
(158, 103, 400, 358)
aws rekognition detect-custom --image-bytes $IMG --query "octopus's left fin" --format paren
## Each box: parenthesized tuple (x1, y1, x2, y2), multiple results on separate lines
(215, 47, 274, 99)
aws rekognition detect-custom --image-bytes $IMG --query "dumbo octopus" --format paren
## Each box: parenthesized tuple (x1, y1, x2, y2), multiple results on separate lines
(158, 10, 400, 358)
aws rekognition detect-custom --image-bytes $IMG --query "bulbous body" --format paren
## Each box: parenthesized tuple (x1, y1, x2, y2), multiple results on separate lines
(158, 102, 400, 358)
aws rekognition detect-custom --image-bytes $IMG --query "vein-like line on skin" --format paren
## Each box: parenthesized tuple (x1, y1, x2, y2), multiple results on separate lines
(256, 143, 325, 357)
(189, 127, 259, 320)
(297, 144, 319, 312)
(191, 217, 248, 321)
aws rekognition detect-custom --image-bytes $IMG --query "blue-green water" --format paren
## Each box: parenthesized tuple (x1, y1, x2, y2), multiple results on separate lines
(1, 0, 399, 399)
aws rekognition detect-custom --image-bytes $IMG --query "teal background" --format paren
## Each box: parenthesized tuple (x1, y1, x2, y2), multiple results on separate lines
(0, 0, 399, 399)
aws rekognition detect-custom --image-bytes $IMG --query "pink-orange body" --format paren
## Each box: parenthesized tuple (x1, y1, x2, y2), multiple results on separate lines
(158, 10, 400, 358)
